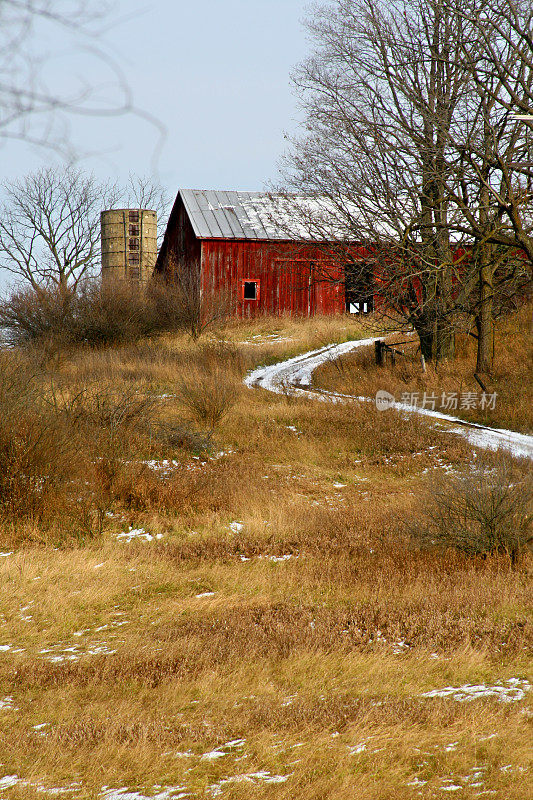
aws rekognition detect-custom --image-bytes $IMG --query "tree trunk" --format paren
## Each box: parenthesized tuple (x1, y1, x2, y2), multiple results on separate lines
(475, 244, 494, 374)
(435, 319, 455, 361)
(413, 316, 435, 361)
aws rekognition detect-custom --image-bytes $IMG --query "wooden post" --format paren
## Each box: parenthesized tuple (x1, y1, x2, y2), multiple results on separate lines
(375, 339, 385, 366)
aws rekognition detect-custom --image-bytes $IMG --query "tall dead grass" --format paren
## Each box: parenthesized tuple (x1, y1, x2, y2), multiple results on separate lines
(0, 313, 530, 799)
(315, 303, 533, 432)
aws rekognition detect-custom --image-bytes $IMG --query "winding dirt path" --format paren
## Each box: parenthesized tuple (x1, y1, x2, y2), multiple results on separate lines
(244, 336, 533, 460)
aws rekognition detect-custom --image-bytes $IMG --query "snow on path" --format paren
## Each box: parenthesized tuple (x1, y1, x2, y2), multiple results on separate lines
(244, 337, 533, 460)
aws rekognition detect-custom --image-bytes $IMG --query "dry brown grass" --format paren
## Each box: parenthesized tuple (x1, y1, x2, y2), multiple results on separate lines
(0, 313, 530, 799)
(315, 304, 533, 433)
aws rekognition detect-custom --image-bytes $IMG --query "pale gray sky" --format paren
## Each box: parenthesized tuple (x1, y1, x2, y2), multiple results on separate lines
(3, 0, 312, 194)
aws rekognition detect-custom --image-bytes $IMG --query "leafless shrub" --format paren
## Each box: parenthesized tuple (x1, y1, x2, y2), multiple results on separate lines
(0, 286, 72, 347)
(175, 364, 238, 433)
(74, 385, 158, 434)
(165, 265, 233, 340)
(408, 460, 533, 566)
(0, 280, 189, 349)
(0, 354, 75, 519)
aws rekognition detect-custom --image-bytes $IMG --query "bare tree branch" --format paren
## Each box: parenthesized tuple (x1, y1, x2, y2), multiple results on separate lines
(0, 167, 120, 291)
(0, 0, 166, 165)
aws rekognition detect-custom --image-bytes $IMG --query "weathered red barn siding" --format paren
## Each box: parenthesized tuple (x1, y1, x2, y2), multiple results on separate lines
(200, 239, 345, 318)
(154, 191, 379, 317)
(155, 193, 200, 283)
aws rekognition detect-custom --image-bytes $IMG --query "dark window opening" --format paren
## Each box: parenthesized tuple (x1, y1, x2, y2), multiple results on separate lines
(129, 210, 139, 223)
(344, 262, 374, 314)
(243, 280, 258, 300)
(128, 252, 140, 265)
(129, 266, 141, 281)
(129, 223, 139, 236)
(128, 238, 140, 250)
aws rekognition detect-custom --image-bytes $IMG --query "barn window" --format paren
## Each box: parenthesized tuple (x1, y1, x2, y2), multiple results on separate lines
(129, 223, 139, 236)
(128, 252, 140, 265)
(128, 238, 140, 250)
(242, 279, 259, 300)
(129, 210, 139, 223)
(129, 266, 141, 281)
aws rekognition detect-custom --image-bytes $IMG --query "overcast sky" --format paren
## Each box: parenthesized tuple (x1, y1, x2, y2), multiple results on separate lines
(3, 0, 313, 196)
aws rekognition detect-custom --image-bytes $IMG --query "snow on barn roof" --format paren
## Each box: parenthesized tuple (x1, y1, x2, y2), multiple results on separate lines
(179, 189, 360, 241)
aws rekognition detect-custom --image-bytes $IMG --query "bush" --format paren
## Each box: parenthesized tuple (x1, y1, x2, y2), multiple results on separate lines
(408, 460, 533, 565)
(0, 354, 76, 520)
(176, 364, 238, 432)
(0, 279, 189, 348)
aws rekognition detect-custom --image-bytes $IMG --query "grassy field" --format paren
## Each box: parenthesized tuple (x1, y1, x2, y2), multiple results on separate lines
(314, 305, 533, 433)
(0, 312, 531, 799)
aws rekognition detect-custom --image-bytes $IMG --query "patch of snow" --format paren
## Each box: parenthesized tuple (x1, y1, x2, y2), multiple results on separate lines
(100, 788, 188, 800)
(0, 552, 13, 558)
(141, 459, 181, 479)
(0, 697, 16, 711)
(195, 592, 215, 599)
(201, 749, 226, 761)
(285, 425, 302, 436)
(229, 521, 244, 534)
(115, 528, 155, 543)
(421, 678, 530, 703)
(209, 771, 291, 796)
(392, 639, 410, 655)
(268, 554, 295, 563)
(0, 645, 12, 652)
(281, 695, 297, 707)
(0, 776, 19, 790)
(86, 644, 117, 656)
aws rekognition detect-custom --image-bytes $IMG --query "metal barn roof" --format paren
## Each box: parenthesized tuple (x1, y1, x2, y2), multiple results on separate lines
(179, 189, 356, 241)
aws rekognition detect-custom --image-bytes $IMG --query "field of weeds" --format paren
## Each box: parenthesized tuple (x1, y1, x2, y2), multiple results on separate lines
(0, 312, 531, 799)
(314, 304, 533, 433)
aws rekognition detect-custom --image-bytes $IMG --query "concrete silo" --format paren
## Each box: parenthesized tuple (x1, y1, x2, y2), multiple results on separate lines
(101, 208, 157, 285)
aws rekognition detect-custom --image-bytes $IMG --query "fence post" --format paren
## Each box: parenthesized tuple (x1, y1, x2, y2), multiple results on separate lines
(375, 339, 385, 366)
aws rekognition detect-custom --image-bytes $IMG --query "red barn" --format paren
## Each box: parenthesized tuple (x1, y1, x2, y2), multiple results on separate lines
(154, 190, 375, 317)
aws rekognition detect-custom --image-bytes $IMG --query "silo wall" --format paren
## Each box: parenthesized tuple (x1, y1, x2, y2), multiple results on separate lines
(101, 208, 157, 285)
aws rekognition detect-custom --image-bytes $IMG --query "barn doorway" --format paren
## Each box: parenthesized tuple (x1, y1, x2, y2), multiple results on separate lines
(344, 261, 374, 314)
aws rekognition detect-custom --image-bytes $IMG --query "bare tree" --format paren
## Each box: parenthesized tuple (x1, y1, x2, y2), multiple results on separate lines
(432, 0, 533, 372)
(0, 1, 165, 163)
(0, 167, 119, 291)
(282, 0, 532, 369)
(167, 267, 231, 341)
(121, 174, 171, 247)
(282, 0, 481, 361)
